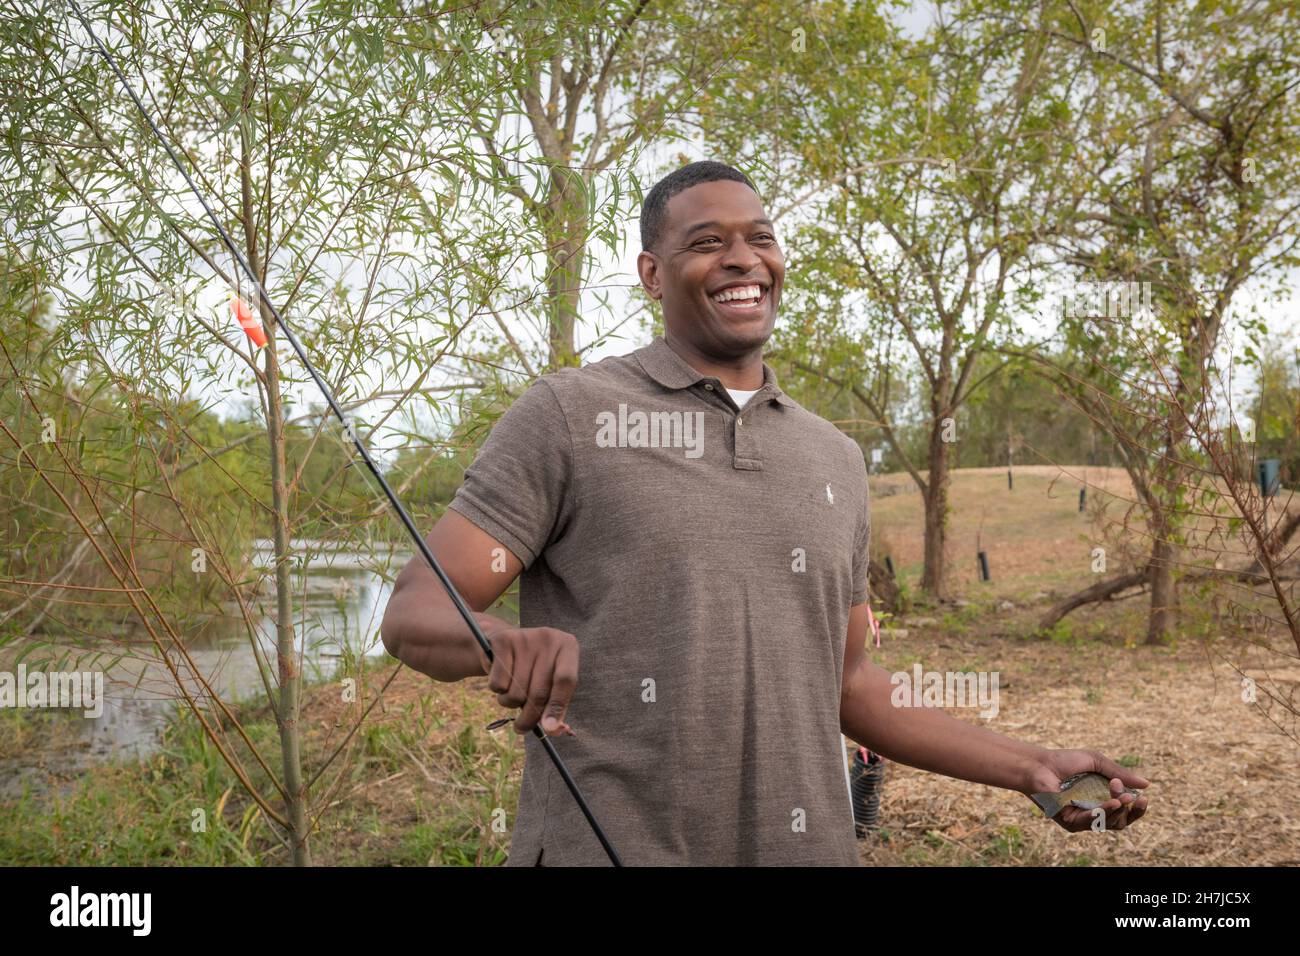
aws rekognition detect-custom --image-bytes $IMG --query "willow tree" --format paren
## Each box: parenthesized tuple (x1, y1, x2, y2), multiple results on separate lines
(4, 0, 571, 864)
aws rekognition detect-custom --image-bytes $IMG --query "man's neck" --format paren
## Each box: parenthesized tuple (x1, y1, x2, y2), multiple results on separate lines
(663, 332, 765, 390)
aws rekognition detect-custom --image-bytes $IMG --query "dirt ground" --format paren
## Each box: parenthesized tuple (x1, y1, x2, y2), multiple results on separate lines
(850, 605, 1299, 865)
(853, 465, 1300, 865)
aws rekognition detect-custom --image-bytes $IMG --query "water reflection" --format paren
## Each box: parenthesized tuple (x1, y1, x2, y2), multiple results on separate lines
(2, 540, 402, 794)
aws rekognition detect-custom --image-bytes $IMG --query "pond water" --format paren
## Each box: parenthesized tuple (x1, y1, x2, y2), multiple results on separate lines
(1, 539, 405, 796)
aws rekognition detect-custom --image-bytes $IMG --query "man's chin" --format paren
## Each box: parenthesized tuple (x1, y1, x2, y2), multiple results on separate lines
(666, 305, 776, 359)
(699, 300, 773, 343)
(711, 315, 774, 354)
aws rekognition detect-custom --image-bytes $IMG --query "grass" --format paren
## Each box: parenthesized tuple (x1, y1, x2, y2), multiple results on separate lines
(0, 666, 521, 866)
(1, 704, 268, 865)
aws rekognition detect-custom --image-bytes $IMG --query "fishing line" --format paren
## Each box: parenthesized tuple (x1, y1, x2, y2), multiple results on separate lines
(65, 0, 622, 866)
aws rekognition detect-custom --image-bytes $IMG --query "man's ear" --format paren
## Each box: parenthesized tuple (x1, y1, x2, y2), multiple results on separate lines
(636, 250, 663, 301)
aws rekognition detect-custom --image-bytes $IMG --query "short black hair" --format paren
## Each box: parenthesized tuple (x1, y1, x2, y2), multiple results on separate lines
(640, 160, 759, 253)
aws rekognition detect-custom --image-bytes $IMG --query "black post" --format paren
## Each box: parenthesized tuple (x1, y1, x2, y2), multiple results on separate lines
(849, 746, 886, 837)
(1259, 459, 1281, 497)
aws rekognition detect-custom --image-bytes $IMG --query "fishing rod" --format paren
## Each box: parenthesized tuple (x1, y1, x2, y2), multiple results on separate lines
(66, 0, 623, 867)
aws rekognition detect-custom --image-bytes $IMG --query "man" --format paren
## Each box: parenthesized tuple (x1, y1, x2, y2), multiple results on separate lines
(380, 160, 1150, 866)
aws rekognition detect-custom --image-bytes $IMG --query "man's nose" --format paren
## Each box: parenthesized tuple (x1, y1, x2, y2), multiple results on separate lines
(719, 236, 763, 272)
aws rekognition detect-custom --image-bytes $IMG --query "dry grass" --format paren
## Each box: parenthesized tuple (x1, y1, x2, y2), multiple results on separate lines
(869, 464, 1297, 600)
(285, 666, 517, 866)
(853, 609, 1300, 865)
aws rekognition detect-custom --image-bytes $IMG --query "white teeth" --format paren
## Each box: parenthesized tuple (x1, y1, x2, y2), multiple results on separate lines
(712, 285, 763, 303)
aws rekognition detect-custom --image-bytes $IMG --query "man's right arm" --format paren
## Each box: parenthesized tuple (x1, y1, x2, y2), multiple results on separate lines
(380, 507, 519, 682)
(380, 508, 579, 735)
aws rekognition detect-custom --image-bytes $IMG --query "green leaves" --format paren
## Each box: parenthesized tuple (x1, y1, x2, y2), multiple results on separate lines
(351, 27, 385, 68)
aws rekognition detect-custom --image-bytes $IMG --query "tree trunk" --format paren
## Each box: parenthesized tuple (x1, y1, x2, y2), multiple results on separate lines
(544, 166, 587, 370)
(868, 557, 903, 614)
(920, 424, 951, 599)
(1259, 507, 1300, 568)
(264, 331, 311, 865)
(1146, 532, 1179, 644)
(546, 226, 582, 369)
(240, 20, 310, 863)
(1145, 424, 1185, 645)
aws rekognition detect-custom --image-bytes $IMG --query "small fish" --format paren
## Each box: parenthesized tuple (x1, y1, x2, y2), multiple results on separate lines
(1031, 772, 1140, 818)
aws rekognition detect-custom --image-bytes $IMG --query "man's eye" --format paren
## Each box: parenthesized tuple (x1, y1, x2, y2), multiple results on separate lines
(696, 235, 776, 248)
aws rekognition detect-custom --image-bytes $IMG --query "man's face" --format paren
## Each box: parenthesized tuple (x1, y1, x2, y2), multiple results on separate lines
(638, 179, 784, 358)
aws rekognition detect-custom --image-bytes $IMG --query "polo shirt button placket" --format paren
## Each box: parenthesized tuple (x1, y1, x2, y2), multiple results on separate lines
(732, 405, 762, 471)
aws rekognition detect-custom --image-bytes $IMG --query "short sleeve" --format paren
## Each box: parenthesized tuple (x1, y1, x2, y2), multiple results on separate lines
(447, 378, 573, 571)
(850, 446, 871, 606)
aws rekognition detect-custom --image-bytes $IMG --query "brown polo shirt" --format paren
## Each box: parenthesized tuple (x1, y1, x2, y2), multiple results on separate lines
(448, 335, 871, 865)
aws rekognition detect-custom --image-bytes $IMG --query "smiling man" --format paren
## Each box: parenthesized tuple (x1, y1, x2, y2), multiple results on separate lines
(380, 160, 1149, 866)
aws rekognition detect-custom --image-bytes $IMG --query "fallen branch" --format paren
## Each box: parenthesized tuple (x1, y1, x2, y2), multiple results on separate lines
(1039, 568, 1150, 630)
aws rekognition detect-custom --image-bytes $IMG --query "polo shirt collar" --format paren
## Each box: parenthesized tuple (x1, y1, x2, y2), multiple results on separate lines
(635, 336, 797, 408)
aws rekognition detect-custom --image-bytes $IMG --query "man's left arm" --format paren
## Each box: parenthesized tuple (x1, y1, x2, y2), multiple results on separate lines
(839, 602, 1151, 832)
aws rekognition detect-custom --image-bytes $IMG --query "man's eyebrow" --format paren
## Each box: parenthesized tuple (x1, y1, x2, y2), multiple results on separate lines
(681, 217, 774, 238)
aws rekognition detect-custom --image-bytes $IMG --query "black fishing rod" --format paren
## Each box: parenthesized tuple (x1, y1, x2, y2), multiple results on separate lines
(66, 0, 622, 867)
